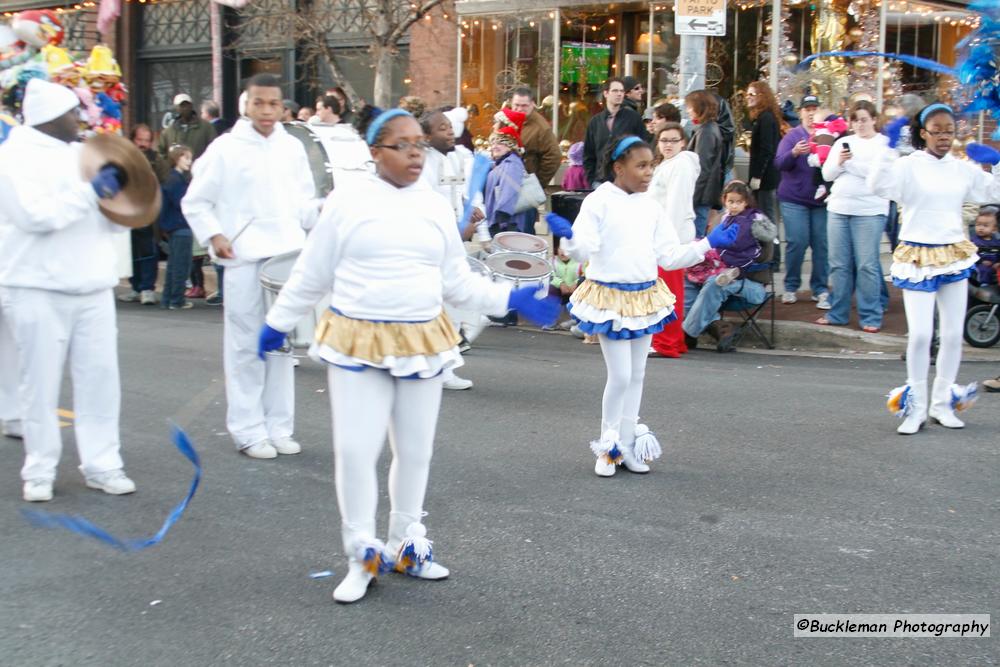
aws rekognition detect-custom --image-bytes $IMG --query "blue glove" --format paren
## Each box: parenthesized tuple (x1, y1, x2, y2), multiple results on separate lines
(91, 165, 125, 200)
(706, 222, 739, 249)
(966, 142, 1000, 166)
(545, 212, 574, 239)
(506, 286, 561, 328)
(884, 116, 909, 149)
(257, 324, 287, 360)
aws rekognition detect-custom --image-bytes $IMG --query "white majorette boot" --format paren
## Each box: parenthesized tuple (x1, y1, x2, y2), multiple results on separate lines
(929, 379, 977, 429)
(591, 428, 623, 477)
(888, 381, 927, 435)
(333, 538, 389, 604)
(389, 521, 449, 580)
(618, 418, 649, 473)
(623, 419, 664, 473)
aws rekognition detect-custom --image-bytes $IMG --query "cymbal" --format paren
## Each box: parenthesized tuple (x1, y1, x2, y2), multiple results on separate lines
(80, 133, 162, 229)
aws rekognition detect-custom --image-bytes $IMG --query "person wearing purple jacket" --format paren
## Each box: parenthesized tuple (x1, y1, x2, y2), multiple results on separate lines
(484, 126, 535, 236)
(775, 95, 830, 308)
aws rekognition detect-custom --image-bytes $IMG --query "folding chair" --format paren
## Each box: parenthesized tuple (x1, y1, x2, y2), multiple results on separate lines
(720, 238, 777, 350)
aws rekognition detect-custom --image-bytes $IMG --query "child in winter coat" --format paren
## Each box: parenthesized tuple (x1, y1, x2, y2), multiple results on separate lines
(484, 109, 534, 235)
(549, 247, 583, 328)
(561, 142, 590, 191)
(711, 180, 768, 286)
(160, 145, 195, 309)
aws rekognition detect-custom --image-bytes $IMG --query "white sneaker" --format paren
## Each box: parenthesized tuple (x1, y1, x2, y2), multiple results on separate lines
(815, 293, 832, 310)
(140, 290, 157, 305)
(333, 561, 374, 604)
(118, 290, 140, 303)
(241, 441, 278, 459)
(2, 419, 23, 439)
(443, 374, 473, 391)
(781, 292, 797, 304)
(271, 436, 302, 455)
(85, 470, 136, 495)
(23, 480, 53, 502)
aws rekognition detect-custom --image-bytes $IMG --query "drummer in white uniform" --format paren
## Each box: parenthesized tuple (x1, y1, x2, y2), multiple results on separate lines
(0, 79, 135, 501)
(182, 74, 320, 460)
(0, 112, 21, 441)
(419, 109, 486, 391)
(308, 94, 371, 183)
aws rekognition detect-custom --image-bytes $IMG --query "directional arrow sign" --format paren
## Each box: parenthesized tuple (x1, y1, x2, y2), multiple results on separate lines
(675, 0, 726, 36)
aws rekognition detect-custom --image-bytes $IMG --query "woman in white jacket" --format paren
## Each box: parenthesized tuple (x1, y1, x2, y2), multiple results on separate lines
(868, 104, 994, 434)
(820, 101, 890, 333)
(648, 122, 700, 357)
(258, 109, 557, 603)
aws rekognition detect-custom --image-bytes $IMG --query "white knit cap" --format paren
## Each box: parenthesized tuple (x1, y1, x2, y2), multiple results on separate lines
(23, 79, 80, 127)
(443, 107, 468, 139)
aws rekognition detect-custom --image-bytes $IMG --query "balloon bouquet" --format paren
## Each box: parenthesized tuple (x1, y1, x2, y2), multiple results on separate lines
(0, 10, 127, 140)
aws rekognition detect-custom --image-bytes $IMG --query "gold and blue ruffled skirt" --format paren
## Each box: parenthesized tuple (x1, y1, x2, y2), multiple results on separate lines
(568, 278, 677, 340)
(312, 308, 463, 378)
(890, 240, 978, 292)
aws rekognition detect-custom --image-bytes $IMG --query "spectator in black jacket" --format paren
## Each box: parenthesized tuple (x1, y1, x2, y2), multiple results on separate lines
(715, 93, 736, 180)
(583, 77, 648, 185)
(621, 76, 646, 115)
(685, 90, 725, 237)
(745, 80, 784, 226)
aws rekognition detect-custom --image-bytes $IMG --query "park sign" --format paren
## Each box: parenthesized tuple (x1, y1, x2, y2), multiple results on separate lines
(674, 0, 726, 36)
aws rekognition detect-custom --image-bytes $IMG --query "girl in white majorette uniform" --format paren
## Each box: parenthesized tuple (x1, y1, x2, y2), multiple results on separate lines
(259, 109, 558, 603)
(546, 135, 739, 477)
(869, 103, 996, 434)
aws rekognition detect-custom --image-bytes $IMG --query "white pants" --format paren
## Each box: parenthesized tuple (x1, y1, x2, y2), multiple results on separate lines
(0, 287, 123, 482)
(902, 280, 967, 406)
(597, 335, 651, 445)
(223, 261, 295, 449)
(0, 305, 20, 423)
(329, 366, 443, 554)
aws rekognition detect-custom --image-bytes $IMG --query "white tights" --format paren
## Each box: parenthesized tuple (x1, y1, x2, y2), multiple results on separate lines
(902, 280, 967, 386)
(597, 335, 651, 444)
(328, 367, 444, 555)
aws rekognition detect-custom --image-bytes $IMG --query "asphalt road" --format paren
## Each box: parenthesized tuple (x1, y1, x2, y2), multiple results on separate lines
(1, 302, 997, 666)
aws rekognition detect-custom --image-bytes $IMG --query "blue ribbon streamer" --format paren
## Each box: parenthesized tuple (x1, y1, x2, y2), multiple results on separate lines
(458, 153, 492, 234)
(21, 425, 202, 552)
(796, 51, 957, 76)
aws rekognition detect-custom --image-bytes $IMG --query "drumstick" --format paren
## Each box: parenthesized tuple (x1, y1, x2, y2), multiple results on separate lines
(458, 153, 492, 235)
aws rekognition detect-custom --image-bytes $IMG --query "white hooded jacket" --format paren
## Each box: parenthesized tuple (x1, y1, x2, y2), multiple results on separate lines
(648, 150, 701, 244)
(182, 119, 319, 265)
(0, 126, 125, 294)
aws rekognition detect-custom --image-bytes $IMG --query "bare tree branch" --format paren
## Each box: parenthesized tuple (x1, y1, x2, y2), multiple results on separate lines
(387, 0, 448, 44)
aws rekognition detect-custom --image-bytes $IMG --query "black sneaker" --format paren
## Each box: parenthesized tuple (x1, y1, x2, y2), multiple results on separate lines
(205, 292, 223, 306)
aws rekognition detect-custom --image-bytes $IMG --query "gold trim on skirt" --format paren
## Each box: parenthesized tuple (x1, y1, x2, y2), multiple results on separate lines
(891, 240, 977, 268)
(571, 278, 676, 318)
(314, 309, 461, 364)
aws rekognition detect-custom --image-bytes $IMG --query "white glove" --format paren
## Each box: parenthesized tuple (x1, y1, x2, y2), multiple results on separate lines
(749, 177, 761, 191)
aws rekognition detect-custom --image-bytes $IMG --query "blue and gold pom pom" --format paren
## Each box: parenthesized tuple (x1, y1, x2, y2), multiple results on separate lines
(886, 385, 912, 418)
(394, 522, 433, 575)
(951, 382, 979, 412)
(355, 539, 392, 577)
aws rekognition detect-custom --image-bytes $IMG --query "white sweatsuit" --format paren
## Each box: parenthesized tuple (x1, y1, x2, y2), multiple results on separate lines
(0, 126, 128, 482)
(266, 172, 510, 556)
(182, 119, 319, 449)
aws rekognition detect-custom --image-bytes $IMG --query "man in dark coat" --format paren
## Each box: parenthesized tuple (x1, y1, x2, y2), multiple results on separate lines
(582, 77, 648, 186)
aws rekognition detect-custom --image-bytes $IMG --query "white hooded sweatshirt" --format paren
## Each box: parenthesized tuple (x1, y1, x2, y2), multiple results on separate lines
(0, 126, 125, 294)
(182, 119, 319, 265)
(562, 182, 710, 284)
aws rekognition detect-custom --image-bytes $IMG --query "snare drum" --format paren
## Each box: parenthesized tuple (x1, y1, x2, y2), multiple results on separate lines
(485, 252, 552, 292)
(260, 251, 328, 348)
(466, 255, 491, 278)
(490, 232, 549, 259)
